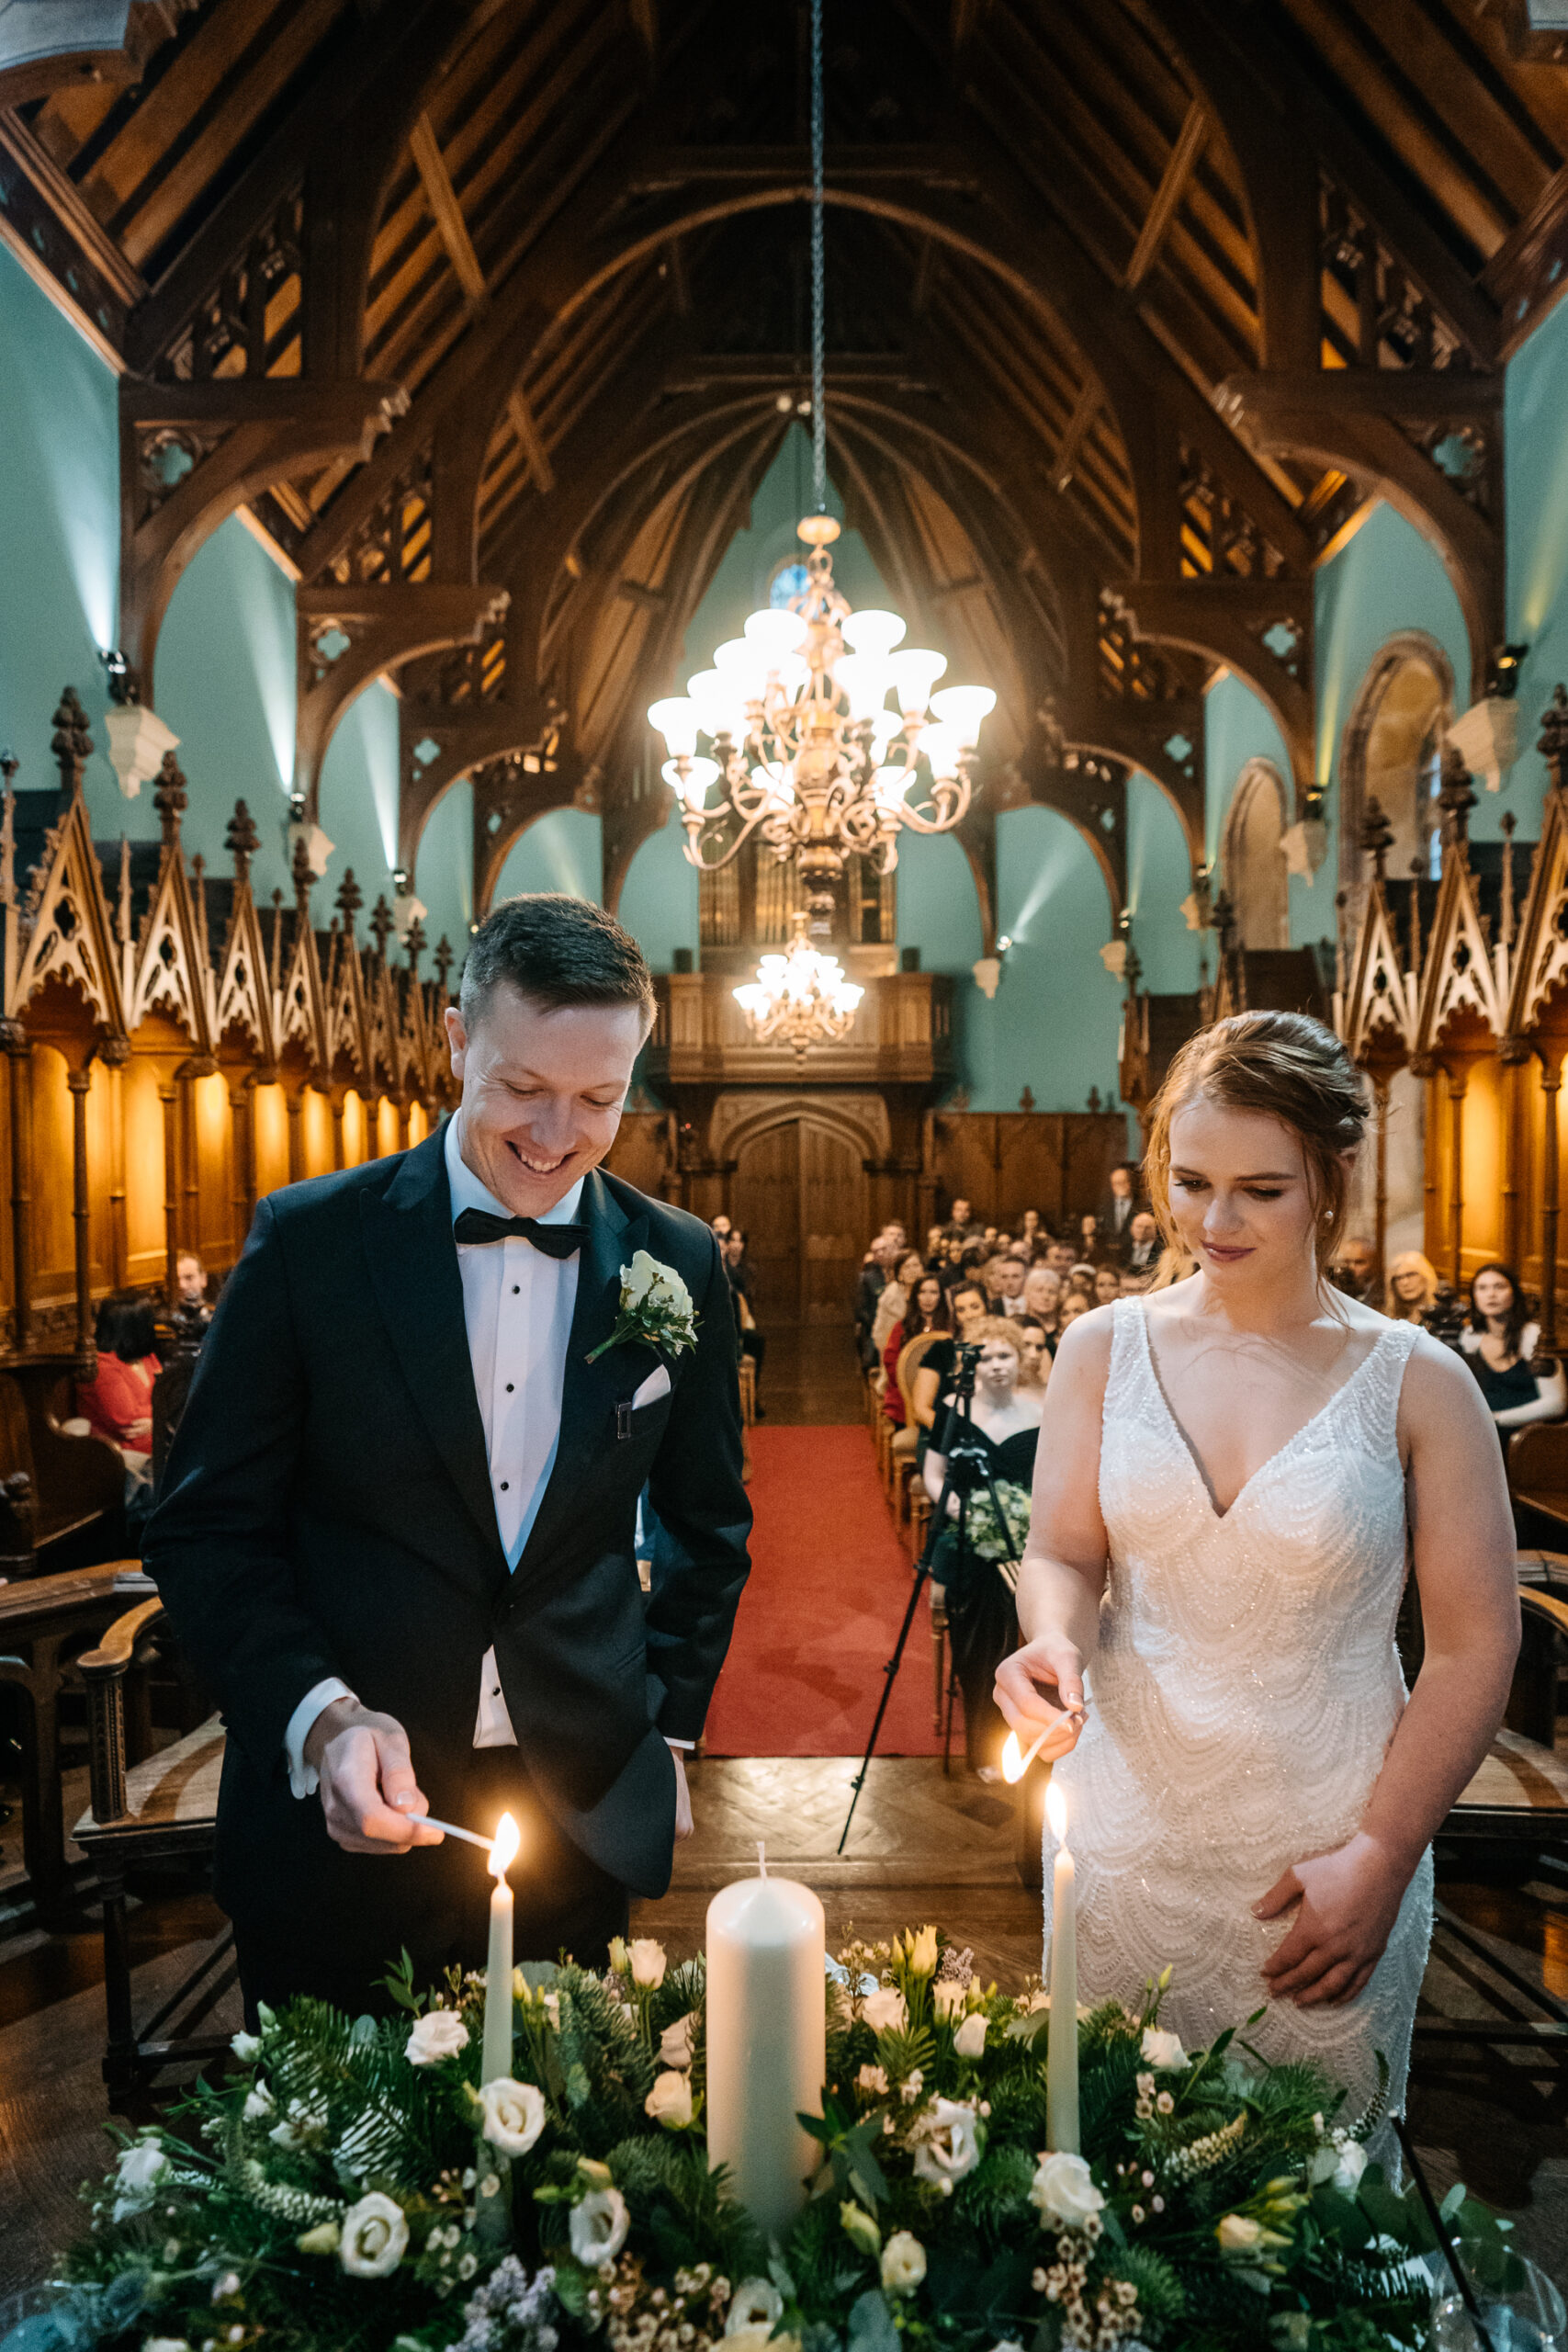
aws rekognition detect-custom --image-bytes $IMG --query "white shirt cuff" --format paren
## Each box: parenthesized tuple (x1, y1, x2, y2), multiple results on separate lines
(665, 1736, 694, 1750)
(284, 1677, 356, 1798)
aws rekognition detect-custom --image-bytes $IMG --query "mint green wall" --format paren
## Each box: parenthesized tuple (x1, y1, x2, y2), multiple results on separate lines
(1127, 772, 1198, 991)
(317, 680, 401, 921)
(415, 778, 473, 958)
(618, 806, 699, 968)
(964, 808, 1122, 1113)
(1506, 291, 1568, 838)
(896, 830, 983, 974)
(0, 246, 120, 809)
(158, 515, 299, 899)
(493, 808, 602, 903)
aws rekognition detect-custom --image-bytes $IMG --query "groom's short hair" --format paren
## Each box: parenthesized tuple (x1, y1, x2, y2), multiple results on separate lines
(459, 893, 657, 1032)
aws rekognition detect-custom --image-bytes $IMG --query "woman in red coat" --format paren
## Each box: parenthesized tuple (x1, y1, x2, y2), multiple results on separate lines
(76, 1293, 161, 1467)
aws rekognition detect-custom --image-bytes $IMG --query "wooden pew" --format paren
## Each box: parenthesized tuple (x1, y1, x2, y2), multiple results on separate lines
(1508, 1421, 1568, 1549)
(0, 1363, 126, 1574)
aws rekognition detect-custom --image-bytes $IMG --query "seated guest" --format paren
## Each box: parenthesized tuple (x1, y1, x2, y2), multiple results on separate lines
(855, 1233, 897, 1368)
(1016, 1316, 1051, 1390)
(984, 1253, 1027, 1311)
(1021, 1263, 1063, 1341)
(924, 1224, 945, 1266)
(169, 1249, 214, 1350)
(1120, 1266, 1155, 1295)
(1043, 1236, 1076, 1278)
(1066, 1262, 1098, 1299)
(1076, 1209, 1111, 1263)
(922, 1316, 1043, 1776)
(723, 1230, 764, 1412)
(1092, 1263, 1122, 1306)
(882, 1272, 951, 1425)
(913, 1278, 989, 1432)
(1019, 1209, 1042, 1250)
(1385, 1250, 1442, 1324)
(1121, 1209, 1161, 1277)
(1096, 1159, 1145, 1246)
(1058, 1291, 1091, 1336)
(1327, 1232, 1377, 1301)
(710, 1213, 731, 1242)
(1460, 1263, 1566, 1442)
(77, 1292, 161, 1471)
(939, 1195, 977, 1241)
(872, 1248, 927, 1360)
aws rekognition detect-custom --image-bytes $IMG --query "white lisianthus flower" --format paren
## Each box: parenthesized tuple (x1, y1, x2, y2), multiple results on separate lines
(570, 2186, 630, 2266)
(880, 2232, 927, 2295)
(726, 2281, 784, 2336)
(862, 1986, 907, 2032)
(339, 2191, 410, 2278)
(478, 2077, 547, 2156)
(1140, 2026, 1188, 2072)
(268, 2098, 328, 2153)
(645, 2070, 694, 2129)
(627, 1938, 666, 1988)
(840, 2201, 883, 2259)
(112, 2138, 167, 2221)
(857, 2064, 889, 2098)
(406, 2010, 470, 2066)
(230, 2030, 262, 2063)
(1029, 2151, 1105, 2231)
(899, 2067, 925, 2106)
(912, 2098, 983, 2188)
(660, 2012, 697, 2070)
(953, 2012, 988, 2061)
(932, 1981, 965, 2022)
(242, 2082, 274, 2120)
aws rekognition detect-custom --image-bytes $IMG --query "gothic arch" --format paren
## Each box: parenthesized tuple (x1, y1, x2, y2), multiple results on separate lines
(1338, 631, 1456, 900)
(1222, 757, 1291, 951)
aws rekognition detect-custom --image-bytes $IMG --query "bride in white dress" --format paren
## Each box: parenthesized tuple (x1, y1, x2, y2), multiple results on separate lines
(996, 1012, 1518, 2141)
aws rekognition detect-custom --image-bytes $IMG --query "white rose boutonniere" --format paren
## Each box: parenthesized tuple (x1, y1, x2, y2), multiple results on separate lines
(586, 1250, 698, 1364)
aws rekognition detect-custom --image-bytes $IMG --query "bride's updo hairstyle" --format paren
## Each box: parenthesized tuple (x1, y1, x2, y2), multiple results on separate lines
(1143, 1011, 1370, 1270)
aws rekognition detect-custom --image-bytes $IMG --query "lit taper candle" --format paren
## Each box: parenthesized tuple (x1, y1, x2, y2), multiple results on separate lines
(480, 1811, 520, 2086)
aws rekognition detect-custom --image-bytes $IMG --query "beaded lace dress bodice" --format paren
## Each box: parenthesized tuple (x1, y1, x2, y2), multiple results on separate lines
(1049, 1298, 1432, 2137)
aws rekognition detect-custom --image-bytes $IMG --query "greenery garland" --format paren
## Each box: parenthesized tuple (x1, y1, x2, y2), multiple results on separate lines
(5, 1928, 1518, 2352)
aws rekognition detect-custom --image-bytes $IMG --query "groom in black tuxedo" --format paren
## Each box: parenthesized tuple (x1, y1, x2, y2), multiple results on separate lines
(146, 895, 750, 2015)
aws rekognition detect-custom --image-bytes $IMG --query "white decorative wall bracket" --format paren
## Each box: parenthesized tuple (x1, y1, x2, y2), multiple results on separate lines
(1447, 695, 1519, 794)
(103, 703, 180, 798)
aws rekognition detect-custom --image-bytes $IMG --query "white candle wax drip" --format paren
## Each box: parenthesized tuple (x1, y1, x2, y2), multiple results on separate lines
(705, 1844, 826, 2241)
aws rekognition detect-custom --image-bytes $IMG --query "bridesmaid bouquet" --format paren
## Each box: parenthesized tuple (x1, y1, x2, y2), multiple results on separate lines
(5, 1930, 1515, 2352)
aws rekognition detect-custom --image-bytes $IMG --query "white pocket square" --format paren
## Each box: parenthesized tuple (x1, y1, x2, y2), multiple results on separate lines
(631, 1364, 672, 1409)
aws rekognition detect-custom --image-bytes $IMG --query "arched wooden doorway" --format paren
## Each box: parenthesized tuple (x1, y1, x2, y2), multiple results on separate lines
(731, 1114, 869, 1329)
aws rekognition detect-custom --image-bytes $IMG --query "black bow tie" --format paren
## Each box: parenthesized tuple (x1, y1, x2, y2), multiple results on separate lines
(453, 1208, 586, 1259)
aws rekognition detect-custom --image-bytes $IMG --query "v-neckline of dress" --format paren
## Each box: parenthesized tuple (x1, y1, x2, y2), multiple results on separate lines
(1130, 1301, 1398, 1524)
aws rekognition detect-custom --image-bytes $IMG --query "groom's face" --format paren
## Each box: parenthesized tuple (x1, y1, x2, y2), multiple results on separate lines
(445, 983, 647, 1216)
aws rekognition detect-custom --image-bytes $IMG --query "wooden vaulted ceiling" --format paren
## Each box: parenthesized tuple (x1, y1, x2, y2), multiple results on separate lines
(5, 0, 1568, 925)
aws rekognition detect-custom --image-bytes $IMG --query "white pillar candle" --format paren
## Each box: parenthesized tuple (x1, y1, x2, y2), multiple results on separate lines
(705, 1847, 826, 2241)
(480, 1811, 520, 2086)
(1045, 1777, 1078, 2154)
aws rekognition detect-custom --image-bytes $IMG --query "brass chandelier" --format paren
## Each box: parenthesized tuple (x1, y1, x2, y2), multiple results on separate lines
(731, 910, 864, 1057)
(646, 0, 994, 932)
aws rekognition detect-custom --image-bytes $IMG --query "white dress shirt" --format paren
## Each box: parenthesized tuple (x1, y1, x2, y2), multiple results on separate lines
(285, 1117, 687, 1798)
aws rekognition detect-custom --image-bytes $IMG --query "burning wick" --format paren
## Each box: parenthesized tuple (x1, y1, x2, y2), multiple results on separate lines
(489, 1810, 521, 1879)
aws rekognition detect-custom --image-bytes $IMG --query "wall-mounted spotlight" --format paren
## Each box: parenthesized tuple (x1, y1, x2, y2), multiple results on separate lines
(390, 867, 427, 942)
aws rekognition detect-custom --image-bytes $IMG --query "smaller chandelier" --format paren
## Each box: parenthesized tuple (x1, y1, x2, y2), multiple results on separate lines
(733, 911, 865, 1056)
(649, 514, 996, 922)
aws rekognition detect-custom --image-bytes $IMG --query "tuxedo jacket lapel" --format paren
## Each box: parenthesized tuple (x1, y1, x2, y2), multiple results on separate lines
(512, 1169, 649, 1595)
(360, 1128, 502, 1567)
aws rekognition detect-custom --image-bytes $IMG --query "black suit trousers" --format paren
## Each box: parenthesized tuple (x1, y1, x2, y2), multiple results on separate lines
(235, 1747, 628, 2025)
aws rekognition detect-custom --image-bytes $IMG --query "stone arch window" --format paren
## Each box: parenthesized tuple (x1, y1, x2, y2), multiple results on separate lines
(1222, 758, 1291, 951)
(1338, 633, 1455, 899)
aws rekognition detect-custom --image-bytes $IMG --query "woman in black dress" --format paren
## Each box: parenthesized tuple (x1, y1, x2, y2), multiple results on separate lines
(1459, 1263, 1566, 1445)
(921, 1316, 1043, 1776)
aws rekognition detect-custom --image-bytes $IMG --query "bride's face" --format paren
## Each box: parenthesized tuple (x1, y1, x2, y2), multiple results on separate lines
(1164, 1094, 1324, 1283)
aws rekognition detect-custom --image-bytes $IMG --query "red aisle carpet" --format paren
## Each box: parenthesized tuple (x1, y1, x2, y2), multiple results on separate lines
(702, 1425, 946, 1757)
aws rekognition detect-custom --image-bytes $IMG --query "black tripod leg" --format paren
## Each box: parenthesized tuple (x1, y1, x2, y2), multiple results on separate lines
(839, 1469, 953, 1854)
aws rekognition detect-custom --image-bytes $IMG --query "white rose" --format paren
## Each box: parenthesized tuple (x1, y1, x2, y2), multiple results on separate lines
(932, 1981, 965, 2022)
(570, 2185, 630, 2267)
(880, 2231, 927, 2295)
(478, 2077, 547, 2156)
(112, 2138, 167, 2219)
(625, 1251, 660, 1306)
(726, 2281, 784, 2336)
(406, 2010, 470, 2066)
(644, 2070, 694, 2129)
(339, 2190, 409, 2278)
(242, 2082, 274, 2120)
(660, 2012, 696, 2070)
(912, 2098, 983, 2188)
(230, 2031, 262, 2063)
(862, 1986, 907, 2032)
(1217, 2213, 1264, 2255)
(627, 1938, 666, 1988)
(953, 2012, 988, 2061)
(1029, 2151, 1105, 2231)
(1140, 2027, 1188, 2072)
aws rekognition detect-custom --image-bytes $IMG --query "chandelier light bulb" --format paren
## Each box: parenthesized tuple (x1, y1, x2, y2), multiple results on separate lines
(743, 608, 810, 658)
(840, 607, 906, 659)
(648, 697, 700, 757)
(712, 639, 771, 698)
(872, 762, 912, 809)
(919, 723, 963, 782)
(929, 684, 997, 743)
(662, 754, 720, 808)
(887, 648, 948, 715)
(833, 652, 891, 721)
(751, 760, 796, 808)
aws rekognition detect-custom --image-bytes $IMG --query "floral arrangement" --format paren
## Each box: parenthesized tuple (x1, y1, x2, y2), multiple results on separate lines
(960, 1480, 1032, 1565)
(8, 1928, 1517, 2352)
(585, 1253, 699, 1364)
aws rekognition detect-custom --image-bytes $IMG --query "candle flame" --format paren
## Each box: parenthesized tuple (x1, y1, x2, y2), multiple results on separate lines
(1000, 1732, 1025, 1784)
(490, 1811, 520, 1878)
(1045, 1779, 1067, 1841)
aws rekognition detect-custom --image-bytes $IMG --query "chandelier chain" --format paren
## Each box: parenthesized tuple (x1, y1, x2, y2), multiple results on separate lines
(809, 0, 826, 514)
